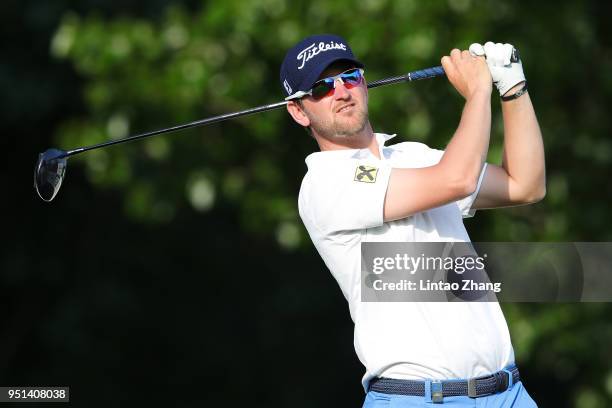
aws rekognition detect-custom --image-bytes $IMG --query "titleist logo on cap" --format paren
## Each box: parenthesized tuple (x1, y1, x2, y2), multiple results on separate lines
(297, 41, 347, 70)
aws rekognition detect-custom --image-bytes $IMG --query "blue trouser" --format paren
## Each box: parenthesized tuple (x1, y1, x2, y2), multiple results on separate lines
(362, 381, 537, 407)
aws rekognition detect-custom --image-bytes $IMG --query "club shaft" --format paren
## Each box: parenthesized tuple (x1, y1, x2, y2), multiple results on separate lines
(65, 101, 288, 157)
(65, 65, 445, 157)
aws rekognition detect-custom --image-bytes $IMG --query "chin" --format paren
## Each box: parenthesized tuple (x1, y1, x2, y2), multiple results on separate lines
(334, 116, 368, 137)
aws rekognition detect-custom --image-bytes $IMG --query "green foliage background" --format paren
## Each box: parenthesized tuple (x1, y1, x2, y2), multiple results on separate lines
(3, 0, 612, 407)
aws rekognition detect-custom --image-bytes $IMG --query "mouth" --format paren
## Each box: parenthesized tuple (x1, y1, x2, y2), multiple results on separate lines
(336, 103, 355, 114)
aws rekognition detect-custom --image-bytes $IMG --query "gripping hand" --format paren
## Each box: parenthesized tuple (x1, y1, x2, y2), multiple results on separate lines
(469, 42, 525, 96)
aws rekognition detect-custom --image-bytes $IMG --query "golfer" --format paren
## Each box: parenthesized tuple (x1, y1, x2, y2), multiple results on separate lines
(280, 34, 545, 407)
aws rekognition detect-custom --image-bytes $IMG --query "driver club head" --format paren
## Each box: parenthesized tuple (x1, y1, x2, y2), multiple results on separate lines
(34, 148, 68, 202)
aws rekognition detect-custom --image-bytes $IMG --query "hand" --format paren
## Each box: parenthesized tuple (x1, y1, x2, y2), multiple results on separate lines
(469, 42, 526, 96)
(441, 48, 492, 100)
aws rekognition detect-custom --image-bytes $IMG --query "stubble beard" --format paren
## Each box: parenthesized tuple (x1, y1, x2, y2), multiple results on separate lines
(307, 105, 369, 139)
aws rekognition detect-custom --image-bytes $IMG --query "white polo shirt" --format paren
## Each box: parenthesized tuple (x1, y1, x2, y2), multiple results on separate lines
(298, 133, 515, 391)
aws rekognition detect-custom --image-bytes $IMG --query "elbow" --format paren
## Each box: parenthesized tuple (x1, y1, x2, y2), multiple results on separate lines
(438, 157, 482, 200)
(526, 168, 547, 203)
(520, 182, 546, 204)
(450, 174, 479, 199)
(526, 185, 546, 203)
(462, 178, 479, 198)
(534, 183, 547, 202)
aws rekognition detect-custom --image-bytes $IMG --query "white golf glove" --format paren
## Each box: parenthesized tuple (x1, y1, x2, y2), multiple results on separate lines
(469, 42, 525, 96)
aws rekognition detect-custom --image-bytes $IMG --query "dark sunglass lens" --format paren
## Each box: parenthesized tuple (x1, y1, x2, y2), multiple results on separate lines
(311, 81, 334, 99)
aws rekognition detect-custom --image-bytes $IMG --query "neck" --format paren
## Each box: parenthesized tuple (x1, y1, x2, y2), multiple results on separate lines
(314, 122, 380, 158)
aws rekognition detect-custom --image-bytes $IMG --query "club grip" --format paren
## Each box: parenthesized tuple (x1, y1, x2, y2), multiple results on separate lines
(367, 66, 445, 90)
(409, 66, 446, 81)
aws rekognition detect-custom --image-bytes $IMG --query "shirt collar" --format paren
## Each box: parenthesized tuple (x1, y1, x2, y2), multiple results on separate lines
(304, 133, 397, 169)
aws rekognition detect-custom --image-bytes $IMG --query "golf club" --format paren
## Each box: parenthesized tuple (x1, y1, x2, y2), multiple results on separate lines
(34, 65, 445, 202)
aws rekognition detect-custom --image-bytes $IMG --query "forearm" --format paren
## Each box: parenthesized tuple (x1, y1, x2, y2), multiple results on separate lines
(441, 90, 491, 189)
(500, 85, 546, 201)
(384, 53, 493, 222)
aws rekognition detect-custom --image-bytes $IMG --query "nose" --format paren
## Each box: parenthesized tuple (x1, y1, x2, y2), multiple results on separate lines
(333, 77, 350, 100)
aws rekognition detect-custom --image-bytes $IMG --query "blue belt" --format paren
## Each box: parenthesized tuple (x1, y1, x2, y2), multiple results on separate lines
(368, 366, 520, 403)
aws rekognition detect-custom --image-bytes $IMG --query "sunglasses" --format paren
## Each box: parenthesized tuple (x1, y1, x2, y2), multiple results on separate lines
(285, 68, 365, 101)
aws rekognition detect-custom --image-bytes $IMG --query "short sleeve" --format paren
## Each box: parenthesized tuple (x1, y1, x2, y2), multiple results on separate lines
(457, 163, 488, 218)
(299, 160, 392, 234)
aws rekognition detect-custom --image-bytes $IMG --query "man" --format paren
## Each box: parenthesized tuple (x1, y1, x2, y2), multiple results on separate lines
(280, 34, 545, 407)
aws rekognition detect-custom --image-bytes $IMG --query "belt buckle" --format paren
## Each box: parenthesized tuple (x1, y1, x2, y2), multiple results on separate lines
(467, 378, 478, 398)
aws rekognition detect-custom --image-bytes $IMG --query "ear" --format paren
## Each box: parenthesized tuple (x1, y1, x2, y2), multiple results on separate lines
(286, 101, 311, 127)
